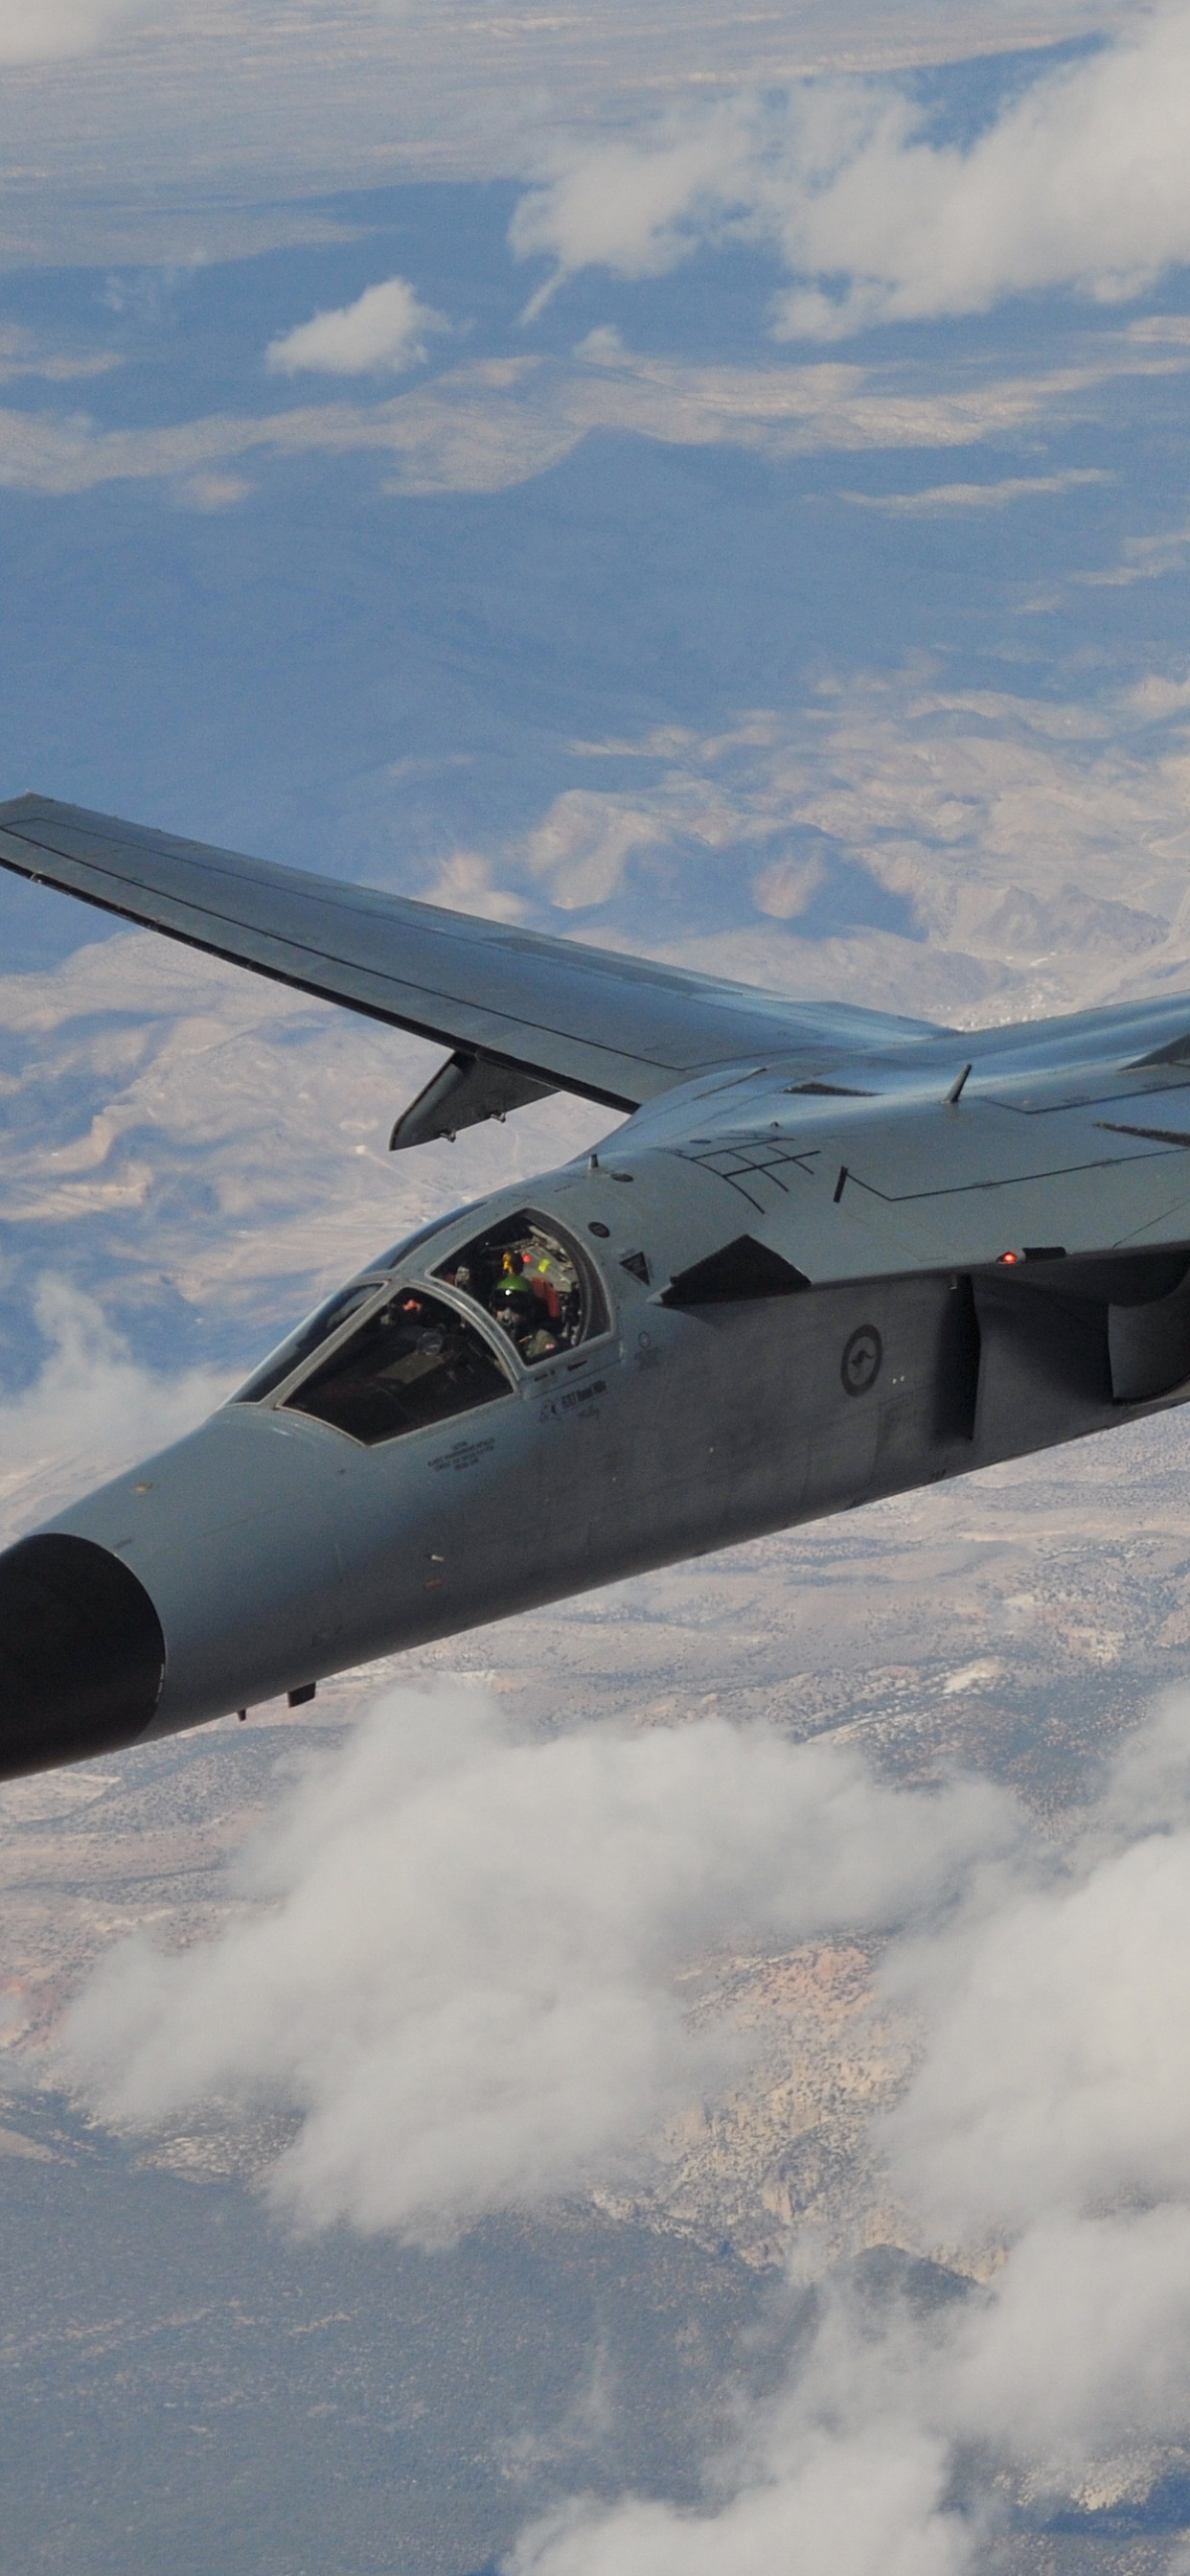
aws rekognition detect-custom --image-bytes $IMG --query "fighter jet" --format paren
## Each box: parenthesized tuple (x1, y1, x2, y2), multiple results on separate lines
(4, 791, 1190, 1782)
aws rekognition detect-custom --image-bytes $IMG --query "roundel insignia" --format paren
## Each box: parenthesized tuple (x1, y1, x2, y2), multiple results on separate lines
(840, 1324, 882, 1396)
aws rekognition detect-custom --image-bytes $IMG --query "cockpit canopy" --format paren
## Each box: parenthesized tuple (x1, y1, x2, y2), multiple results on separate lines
(231, 1207, 609, 1447)
(434, 1211, 606, 1366)
(282, 1287, 510, 1445)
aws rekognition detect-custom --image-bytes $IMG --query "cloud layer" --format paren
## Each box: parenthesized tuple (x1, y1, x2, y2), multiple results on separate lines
(0, 334, 1172, 502)
(437, 663, 1190, 1029)
(265, 275, 449, 378)
(62, 1683, 1190, 2557)
(881, 1695, 1190, 2241)
(0, 4, 1138, 278)
(0, 1277, 229, 1541)
(63, 1693, 1008, 2239)
(512, 9, 1190, 335)
(511, 1693, 1190, 2570)
(0, 0, 151, 60)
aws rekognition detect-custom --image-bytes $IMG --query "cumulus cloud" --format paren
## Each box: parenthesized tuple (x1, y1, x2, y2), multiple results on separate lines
(511, 9, 1190, 336)
(508, 2205, 1190, 2573)
(881, 1694, 1190, 2241)
(510, 1694, 1190, 2570)
(265, 276, 449, 378)
(511, 2203, 1190, 2571)
(514, 122, 746, 320)
(57, 1628, 1190, 2546)
(62, 1691, 1011, 2241)
(0, 1276, 228, 1541)
(509, 2416, 970, 2576)
(942, 2206, 1190, 2466)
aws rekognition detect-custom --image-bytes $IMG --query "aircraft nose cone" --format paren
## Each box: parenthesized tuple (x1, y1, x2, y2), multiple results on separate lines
(0, 1533, 166, 1782)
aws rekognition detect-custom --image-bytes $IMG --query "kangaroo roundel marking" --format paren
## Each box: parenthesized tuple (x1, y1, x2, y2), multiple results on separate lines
(841, 1323, 882, 1397)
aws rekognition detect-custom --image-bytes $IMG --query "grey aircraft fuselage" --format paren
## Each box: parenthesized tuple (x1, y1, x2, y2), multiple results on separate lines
(7, 1040, 1190, 1783)
(7, 793, 1190, 1783)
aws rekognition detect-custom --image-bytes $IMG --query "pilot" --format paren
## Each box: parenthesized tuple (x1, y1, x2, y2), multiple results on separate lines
(492, 1260, 563, 1362)
(492, 1268, 537, 1347)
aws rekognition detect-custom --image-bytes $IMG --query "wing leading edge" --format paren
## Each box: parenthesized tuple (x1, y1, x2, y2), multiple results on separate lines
(0, 794, 948, 1115)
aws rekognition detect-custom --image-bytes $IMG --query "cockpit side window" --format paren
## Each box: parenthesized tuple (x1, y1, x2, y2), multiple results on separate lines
(434, 1212, 607, 1367)
(232, 1278, 387, 1406)
(281, 1288, 514, 1445)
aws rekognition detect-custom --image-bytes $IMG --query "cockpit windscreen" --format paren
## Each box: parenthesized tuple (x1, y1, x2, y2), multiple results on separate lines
(232, 1278, 385, 1406)
(282, 1288, 513, 1444)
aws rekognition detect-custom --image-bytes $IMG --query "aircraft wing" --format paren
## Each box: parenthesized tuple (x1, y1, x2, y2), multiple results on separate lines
(0, 794, 948, 1116)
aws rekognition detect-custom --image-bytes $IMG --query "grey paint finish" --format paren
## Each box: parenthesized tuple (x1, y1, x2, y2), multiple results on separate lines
(33, 1172, 1190, 1755)
(0, 795, 946, 1113)
(5, 800, 1190, 1779)
(388, 1049, 557, 1149)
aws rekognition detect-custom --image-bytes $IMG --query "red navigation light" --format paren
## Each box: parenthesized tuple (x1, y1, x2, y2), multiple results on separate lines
(997, 1251, 1020, 1265)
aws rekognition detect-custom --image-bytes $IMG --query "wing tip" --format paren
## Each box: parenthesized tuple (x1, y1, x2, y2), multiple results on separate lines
(0, 790, 57, 828)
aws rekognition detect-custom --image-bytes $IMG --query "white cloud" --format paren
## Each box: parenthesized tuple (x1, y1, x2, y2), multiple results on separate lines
(58, 1658, 1190, 2548)
(514, 120, 746, 318)
(452, 665, 1190, 1030)
(511, 1695, 1190, 2570)
(1078, 510, 1190, 586)
(880, 1693, 1190, 2242)
(942, 2206, 1190, 2466)
(507, 2206, 1190, 2572)
(0, 1, 1135, 265)
(0, 336, 1167, 501)
(522, 788, 675, 909)
(175, 469, 254, 510)
(62, 1691, 1010, 2241)
(0, 1277, 229, 1541)
(265, 275, 448, 378)
(509, 2421, 971, 2576)
(511, 9, 1190, 336)
(0, 325, 119, 382)
(0, 0, 151, 60)
(839, 468, 1110, 514)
